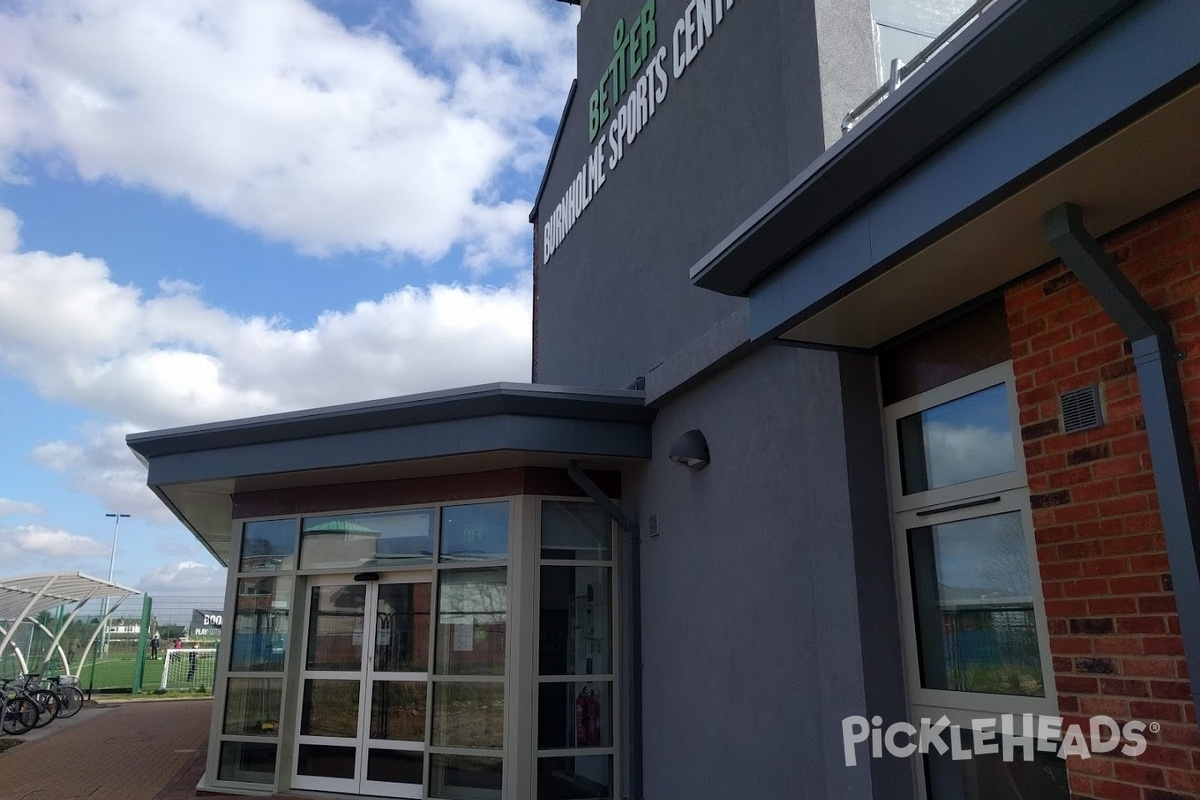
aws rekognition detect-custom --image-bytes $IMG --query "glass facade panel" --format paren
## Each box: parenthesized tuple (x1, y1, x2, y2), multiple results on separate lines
(871, 0, 975, 82)
(537, 755, 612, 800)
(538, 681, 612, 749)
(897, 383, 1015, 494)
(908, 512, 1044, 697)
(300, 679, 361, 737)
(223, 678, 282, 736)
(300, 509, 434, 569)
(296, 744, 357, 779)
(441, 502, 509, 561)
(306, 584, 366, 671)
(218, 741, 277, 784)
(539, 566, 611, 676)
(541, 502, 610, 561)
(431, 681, 505, 749)
(370, 681, 426, 741)
(375, 582, 431, 672)
(239, 519, 296, 572)
(229, 576, 292, 672)
(926, 729, 1069, 800)
(367, 749, 423, 784)
(430, 753, 503, 800)
(435, 569, 507, 676)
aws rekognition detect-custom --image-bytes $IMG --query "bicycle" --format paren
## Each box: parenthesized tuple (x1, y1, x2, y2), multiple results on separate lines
(0, 675, 59, 729)
(39, 674, 85, 719)
(0, 687, 38, 735)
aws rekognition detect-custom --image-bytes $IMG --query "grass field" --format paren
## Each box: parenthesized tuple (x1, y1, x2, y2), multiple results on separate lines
(79, 655, 212, 695)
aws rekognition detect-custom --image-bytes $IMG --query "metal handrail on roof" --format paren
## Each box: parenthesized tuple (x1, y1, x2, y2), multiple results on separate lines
(843, 0, 998, 132)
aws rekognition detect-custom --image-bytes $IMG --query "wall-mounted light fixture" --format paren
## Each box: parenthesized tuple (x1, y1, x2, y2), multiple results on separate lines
(668, 429, 710, 471)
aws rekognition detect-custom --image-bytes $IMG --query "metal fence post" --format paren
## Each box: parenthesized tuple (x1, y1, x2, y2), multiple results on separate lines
(131, 594, 153, 693)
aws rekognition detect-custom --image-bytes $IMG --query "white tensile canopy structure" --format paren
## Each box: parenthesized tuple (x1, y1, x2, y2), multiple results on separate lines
(0, 573, 139, 676)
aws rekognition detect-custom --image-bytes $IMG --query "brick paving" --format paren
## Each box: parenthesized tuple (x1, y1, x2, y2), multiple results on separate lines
(0, 698, 317, 800)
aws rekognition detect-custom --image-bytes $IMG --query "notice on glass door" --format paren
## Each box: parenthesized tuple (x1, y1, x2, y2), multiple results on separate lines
(454, 622, 473, 651)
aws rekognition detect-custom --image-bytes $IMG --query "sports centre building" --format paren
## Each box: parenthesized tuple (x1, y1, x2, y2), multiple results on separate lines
(128, 1, 1200, 798)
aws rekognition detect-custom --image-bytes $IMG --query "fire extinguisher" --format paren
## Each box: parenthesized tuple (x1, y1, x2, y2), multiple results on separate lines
(575, 686, 591, 746)
(586, 689, 601, 747)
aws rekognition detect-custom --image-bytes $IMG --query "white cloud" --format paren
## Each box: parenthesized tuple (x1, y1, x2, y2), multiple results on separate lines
(0, 498, 44, 517)
(139, 560, 228, 595)
(0, 0, 577, 270)
(923, 422, 1015, 488)
(0, 524, 110, 568)
(31, 424, 177, 524)
(1, 207, 532, 518)
(0, 209, 533, 430)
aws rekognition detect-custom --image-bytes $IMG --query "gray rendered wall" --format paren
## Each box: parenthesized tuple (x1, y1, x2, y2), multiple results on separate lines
(620, 344, 911, 799)
(534, 0, 876, 389)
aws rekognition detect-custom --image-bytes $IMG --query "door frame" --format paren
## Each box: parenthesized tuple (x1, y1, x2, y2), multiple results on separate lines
(291, 571, 434, 798)
(882, 361, 1059, 798)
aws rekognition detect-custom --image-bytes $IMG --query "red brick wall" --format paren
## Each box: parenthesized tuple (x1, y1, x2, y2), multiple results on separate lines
(1006, 194, 1200, 800)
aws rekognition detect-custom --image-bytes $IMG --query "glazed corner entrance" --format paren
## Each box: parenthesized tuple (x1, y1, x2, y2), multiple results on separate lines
(294, 573, 433, 798)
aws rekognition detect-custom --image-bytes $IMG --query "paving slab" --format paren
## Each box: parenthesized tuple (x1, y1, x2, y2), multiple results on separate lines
(0, 698, 320, 800)
(0, 699, 212, 800)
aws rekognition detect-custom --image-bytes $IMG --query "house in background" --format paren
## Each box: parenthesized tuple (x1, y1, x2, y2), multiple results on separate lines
(130, 1, 1200, 798)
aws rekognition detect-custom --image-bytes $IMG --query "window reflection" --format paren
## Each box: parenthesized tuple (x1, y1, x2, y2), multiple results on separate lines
(306, 585, 365, 671)
(898, 383, 1015, 494)
(223, 678, 282, 736)
(909, 512, 1044, 697)
(300, 509, 434, 570)
(537, 755, 612, 800)
(370, 681, 426, 741)
(435, 569, 507, 676)
(926, 728, 1069, 800)
(441, 502, 509, 561)
(230, 576, 291, 672)
(872, 0, 975, 82)
(431, 682, 505, 749)
(239, 519, 296, 572)
(374, 583, 431, 673)
(538, 682, 612, 750)
(541, 502, 611, 560)
(430, 754, 503, 800)
(540, 566, 611, 676)
(300, 679, 360, 737)
(218, 741, 277, 784)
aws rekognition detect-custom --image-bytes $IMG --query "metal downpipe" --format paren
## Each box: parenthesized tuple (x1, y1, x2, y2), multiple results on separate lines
(1045, 203, 1200, 724)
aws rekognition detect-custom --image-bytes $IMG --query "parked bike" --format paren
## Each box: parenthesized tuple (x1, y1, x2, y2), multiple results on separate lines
(0, 674, 60, 729)
(1, 686, 38, 735)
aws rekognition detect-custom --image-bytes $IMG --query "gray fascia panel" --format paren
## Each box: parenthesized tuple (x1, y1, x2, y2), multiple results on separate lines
(690, 0, 1137, 296)
(127, 382, 652, 460)
(749, 0, 1200, 340)
(143, 414, 651, 488)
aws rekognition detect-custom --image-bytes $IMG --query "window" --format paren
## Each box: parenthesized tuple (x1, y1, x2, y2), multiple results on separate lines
(214, 495, 620, 799)
(535, 500, 616, 800)
(884, 363, 1061, 799)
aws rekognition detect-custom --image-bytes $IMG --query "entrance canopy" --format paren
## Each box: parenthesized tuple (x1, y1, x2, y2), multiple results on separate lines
(128, 382, 655, 567)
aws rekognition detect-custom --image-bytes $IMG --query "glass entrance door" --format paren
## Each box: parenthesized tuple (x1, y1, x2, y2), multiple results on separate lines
(293, 574, 432, 798)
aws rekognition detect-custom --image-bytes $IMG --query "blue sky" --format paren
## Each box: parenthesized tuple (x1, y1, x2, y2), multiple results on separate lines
(0, 0, 578, 596)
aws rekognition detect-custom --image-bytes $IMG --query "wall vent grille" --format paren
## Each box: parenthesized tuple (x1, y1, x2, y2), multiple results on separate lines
(648, 514, 659, 538)
(1061, 384, 1103, 434)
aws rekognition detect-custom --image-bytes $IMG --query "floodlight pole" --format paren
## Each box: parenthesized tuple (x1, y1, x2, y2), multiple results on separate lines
(100, 513, 130, 658)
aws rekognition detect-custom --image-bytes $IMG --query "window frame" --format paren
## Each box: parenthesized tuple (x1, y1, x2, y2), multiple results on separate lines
(208, 492, 621, 800)
(883, 362, 1058, 731)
